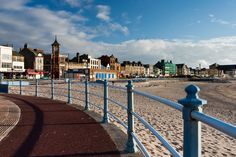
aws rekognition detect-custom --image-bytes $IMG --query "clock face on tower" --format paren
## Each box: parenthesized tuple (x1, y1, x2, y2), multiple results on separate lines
(54, 46, 58, 53)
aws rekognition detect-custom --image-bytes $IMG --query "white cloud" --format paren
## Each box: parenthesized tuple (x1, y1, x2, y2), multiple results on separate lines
(197, 60, 209, 68)
(0, 2, 95, 51)
(109, 23, 129, 35)
(135, 15, 143, 24)
(1, 1, 236, 68)
(136, 15, 143, 21)
(57, 10, 88, 22)
(209, 14, 235, 27)
(95, 5, 129, 35)
(209, 14, 214, 18)
(2, 5, 236, 68)
(218, 58, 233, 64)
(0, 0, 29, 10)
(121, 12, 131, 24)
(76, 37, 236, 68)
(64, 0, 93, 8)
(96, 5, 110, 22)
(0, 0, 129, 44)
(65, 0, 81, 7)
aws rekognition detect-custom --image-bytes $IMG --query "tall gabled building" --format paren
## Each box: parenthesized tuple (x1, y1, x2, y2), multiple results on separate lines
(19, 43, 44, 78)
(98, 54, 121, 71)
(154, 60, 176, 77)
(176, 64, 190, 76)
(144, 64, 154, 77)
(120, 61, 145, 78)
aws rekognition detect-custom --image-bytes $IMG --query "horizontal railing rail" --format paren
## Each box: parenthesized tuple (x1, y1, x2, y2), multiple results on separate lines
(107, 112, 128, 129)
(4, 79, 236, 157)
(132, 89, 183, 112)
(108, 84, 127, 91)
(191, 110, 236, 138)
(107, 97, 128, 110)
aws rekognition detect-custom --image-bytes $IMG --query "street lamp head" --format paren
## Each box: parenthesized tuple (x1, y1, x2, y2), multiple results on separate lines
(85, 69, 88, 74)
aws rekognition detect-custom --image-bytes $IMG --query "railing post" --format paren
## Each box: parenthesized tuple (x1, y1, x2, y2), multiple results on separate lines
(126, 80, 138, 153)
(19, 80, 22, 95)
(178, 84, 207, 157)
(102, 79, 109, 123)
(35, 79, 38, 97)
(68, 79, 72, 104)
(84, 79, 89, 110)
(51, 79, 54, 99)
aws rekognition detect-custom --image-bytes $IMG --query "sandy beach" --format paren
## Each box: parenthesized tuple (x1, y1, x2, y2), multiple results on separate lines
(8, 80, 236, 156)
(133, 80, 236, 156)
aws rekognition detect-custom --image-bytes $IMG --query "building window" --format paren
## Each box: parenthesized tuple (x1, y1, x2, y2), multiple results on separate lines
(2, 62, 11, 68)
(13, 66, 23, 69)
(2, 54, 11, 60)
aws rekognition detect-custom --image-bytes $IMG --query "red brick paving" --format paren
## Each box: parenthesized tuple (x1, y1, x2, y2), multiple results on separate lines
(0, 94, 120, 157)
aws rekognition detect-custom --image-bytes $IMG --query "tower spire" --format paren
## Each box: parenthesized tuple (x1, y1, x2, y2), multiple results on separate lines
(52, 35, 60, 46)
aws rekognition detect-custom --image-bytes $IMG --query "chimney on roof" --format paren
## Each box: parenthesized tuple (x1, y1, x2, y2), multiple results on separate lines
(161, 59, 165, 64)
(24, 43, 27, 49)
(76, 52, 80, 63)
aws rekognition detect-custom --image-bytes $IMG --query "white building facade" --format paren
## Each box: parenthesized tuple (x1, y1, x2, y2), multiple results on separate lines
(88, 56, 101, 69)
(12, 51, 25, 76)
(34, 53, 44, 71)
(0, 46, 13, 78)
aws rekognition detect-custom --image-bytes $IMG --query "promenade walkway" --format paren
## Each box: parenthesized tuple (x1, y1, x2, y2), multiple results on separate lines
(0, 94, 123, 157)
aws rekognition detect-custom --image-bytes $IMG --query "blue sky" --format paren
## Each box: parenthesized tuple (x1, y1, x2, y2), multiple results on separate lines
(1, 0, 236, 67)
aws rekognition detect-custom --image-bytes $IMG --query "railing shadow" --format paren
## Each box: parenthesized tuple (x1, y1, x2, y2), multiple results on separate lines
(4, 95, 44, 157)
(34, 150, 121, 157)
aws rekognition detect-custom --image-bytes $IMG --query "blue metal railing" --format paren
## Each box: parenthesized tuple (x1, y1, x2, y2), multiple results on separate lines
(4, 79, 236, 157)
(191, 111, 236, 138)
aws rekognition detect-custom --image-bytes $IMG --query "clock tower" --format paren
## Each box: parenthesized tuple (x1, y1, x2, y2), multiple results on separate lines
(51, 36, 60, 79)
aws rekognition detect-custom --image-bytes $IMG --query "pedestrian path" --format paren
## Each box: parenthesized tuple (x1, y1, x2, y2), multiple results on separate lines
(0, 94, 121, 157)
(0, 96, 20, 142)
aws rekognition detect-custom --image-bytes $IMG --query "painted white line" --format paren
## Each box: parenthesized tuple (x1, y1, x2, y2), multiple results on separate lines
(0, 99, 21, 142)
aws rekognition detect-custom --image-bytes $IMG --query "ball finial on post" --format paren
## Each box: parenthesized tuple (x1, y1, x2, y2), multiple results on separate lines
(179, 84, 207, 108)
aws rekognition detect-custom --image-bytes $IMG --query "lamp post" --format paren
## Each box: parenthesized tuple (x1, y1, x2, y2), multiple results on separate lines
(11, 68, 14, 81)
(68, 53, 70, 70)
(83, 59, 89, 81)
(65, 53, 69, 79)
(51, 54, 53, 80)
(83, 59, 89, 110)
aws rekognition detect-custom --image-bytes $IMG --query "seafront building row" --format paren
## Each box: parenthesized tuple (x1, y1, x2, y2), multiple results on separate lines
(0, 38, 236, 80)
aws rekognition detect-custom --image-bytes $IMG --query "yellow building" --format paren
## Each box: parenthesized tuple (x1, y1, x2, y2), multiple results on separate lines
(120, 61, 145, 78)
